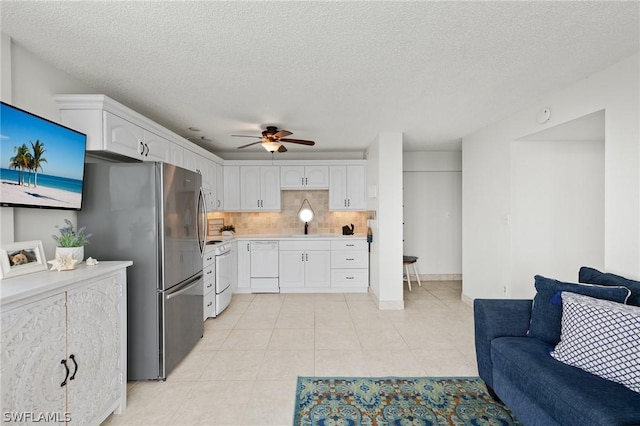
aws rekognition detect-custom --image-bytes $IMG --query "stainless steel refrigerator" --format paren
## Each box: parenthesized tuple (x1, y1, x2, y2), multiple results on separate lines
(78, 162, 206, 380)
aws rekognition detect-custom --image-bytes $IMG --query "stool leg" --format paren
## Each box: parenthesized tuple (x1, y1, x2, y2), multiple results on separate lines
(404, 264, 412, 291)
(412, 263, 421, 287)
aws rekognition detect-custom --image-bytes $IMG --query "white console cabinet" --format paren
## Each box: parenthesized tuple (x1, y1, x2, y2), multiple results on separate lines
(0, 262, 131, 426)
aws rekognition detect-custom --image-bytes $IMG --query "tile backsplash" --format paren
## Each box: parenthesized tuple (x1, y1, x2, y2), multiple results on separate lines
(208, 190, 369, 235)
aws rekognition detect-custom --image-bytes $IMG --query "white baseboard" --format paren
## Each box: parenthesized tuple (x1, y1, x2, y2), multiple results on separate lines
(420, 274, 462, 281)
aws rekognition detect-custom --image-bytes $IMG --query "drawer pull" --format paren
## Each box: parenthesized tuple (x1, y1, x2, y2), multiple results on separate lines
(346, 258, 354, 261)
(346, 244, 354, 247)
(346, 277, 354, 280)
(207, 301, 213, 307)
(206, 283, 213, 288)
(206, 270, 213, 275)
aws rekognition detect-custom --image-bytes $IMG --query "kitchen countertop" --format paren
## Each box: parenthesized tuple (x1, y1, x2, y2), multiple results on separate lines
(231, 234, 367, 240)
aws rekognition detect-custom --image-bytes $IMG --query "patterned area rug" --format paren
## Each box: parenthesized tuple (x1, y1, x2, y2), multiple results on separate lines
(294, 376, 521, 425)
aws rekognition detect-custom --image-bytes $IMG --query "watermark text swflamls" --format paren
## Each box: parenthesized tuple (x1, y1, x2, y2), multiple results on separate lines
(2, 411, 71, 422)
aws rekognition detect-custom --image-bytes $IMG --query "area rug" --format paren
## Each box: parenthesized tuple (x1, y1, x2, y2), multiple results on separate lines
(294, 376, 521, 425)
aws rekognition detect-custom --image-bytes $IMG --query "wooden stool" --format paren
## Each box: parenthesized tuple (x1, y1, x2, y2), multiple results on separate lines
(403, 256, 421, 291)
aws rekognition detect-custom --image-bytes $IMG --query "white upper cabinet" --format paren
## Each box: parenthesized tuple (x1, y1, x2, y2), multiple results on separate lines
(329, 165, 366, 211)
(240, 166, 281, 211)
(141, 129, 171, 162)
(104, 112, 169, 162)
(224, 166, 241, 211)
(280, 165, 329, 189)
(214, 163, 224, 211)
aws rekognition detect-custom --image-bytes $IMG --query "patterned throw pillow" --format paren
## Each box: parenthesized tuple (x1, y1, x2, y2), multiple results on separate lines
(528, 275, 631, 346)
(551, 292, 640, 393)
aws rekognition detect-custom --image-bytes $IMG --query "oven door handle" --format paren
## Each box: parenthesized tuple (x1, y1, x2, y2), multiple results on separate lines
(166, 275, 202, 300)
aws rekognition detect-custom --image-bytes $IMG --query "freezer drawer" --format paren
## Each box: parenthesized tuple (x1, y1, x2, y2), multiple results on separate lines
(161, 274, 203, 379)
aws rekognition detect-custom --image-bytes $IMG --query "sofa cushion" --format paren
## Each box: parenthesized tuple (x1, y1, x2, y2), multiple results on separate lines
(491, 337, 640, 426)
(528, 275, 630, 345)
(551, 292, 640, 393)
(579, 266, 640, 306)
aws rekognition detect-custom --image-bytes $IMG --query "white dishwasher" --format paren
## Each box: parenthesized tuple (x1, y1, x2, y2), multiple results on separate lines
(250, 241, 279, 293)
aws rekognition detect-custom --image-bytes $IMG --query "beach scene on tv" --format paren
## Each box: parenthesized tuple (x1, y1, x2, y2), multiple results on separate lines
(1, 103, 86, 210)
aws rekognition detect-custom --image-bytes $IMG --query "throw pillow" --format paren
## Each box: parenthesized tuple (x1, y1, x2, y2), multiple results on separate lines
(579, 266, 640, 306)
(551, 292, 640, 393)
(528, 275, 630, 346)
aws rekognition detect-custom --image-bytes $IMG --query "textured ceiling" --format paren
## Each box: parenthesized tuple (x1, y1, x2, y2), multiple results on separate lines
(1, 1, 638, 158)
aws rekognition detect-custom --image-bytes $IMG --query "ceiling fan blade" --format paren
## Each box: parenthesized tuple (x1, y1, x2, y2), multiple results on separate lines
(232, 134, 261, 139)
(237, 141, 263, 149)
(274, 129, 293, 139)
(277, 145, 288, 153)
(279, 138, 315, 146)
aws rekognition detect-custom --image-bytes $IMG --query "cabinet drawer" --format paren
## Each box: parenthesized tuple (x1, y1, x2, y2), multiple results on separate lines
(330, 240, 367, 251)
(279, 240, 330, 251)
(331, 251, 368, 269)
(203, 264, 215, 287)
(331, 270, 368, 288)
(203, 251, 216, 267)
(204, 291, 215, 319)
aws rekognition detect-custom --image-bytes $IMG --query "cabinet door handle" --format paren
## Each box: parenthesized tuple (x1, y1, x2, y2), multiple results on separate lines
(207, 282, 213, 288)
(60, 359, 70, 387)
(145, 143, 150, 156)
(139, 140, 145, 156)
(247, 243, 250, 251)
(301, 253, 304, 262)
(301, 177, 304, 185)
(69, 354, 78, 381)
(344, 199, 347, 207)
(306, 253, 309, 261)
(217, 200, 221, 208)
(305, 177, 308, 186)
(347, 199, 350, 207)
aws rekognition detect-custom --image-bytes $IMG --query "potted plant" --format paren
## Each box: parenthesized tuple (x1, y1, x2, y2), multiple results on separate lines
(220, 224, 235, 237)
(52, 219, 92, 263)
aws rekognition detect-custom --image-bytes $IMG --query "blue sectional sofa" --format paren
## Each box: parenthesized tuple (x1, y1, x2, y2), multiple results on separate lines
(474, 268, 640, 426)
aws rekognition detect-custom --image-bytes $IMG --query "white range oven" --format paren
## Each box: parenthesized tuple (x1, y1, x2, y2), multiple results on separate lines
(204, 240, 234, 318)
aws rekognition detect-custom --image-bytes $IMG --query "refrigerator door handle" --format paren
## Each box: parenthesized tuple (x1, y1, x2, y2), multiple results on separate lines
(196, 187, 206, 258)
(166, 274, 202, 300)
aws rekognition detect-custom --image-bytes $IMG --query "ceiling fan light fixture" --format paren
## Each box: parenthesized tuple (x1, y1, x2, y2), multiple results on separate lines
(262, 140, 281, 152)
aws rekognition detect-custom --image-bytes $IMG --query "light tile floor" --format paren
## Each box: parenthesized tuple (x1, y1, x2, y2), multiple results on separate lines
(102, 280, 477, 426)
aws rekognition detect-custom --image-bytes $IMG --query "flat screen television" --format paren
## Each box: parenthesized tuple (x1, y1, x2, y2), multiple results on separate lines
(1, 101, 87, 210)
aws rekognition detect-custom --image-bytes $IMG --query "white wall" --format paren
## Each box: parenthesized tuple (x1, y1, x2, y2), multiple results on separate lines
(403, 152, 462, 276)
(366, 132, 404, 309)
(462, 54, 639, 301)
(1, 37, 95, 259)
(510, 139, 604, 297)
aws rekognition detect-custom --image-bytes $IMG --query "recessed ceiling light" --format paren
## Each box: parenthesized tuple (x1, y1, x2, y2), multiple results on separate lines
(188, 127, 201, 132)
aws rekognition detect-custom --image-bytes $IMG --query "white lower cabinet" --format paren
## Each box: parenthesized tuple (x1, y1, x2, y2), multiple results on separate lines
(330, 240, 369, 291)
(203, 250, 216, 320)
(1, 264, 129, 426)
(279, 241, 331, 291)
(237, 240, 251, 291)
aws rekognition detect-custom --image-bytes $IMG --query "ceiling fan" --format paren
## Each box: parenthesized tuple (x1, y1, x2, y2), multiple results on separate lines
(232, 126, 315, 153)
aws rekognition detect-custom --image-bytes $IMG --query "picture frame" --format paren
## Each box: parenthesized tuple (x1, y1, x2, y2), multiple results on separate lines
(0, 240, 48, 279)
